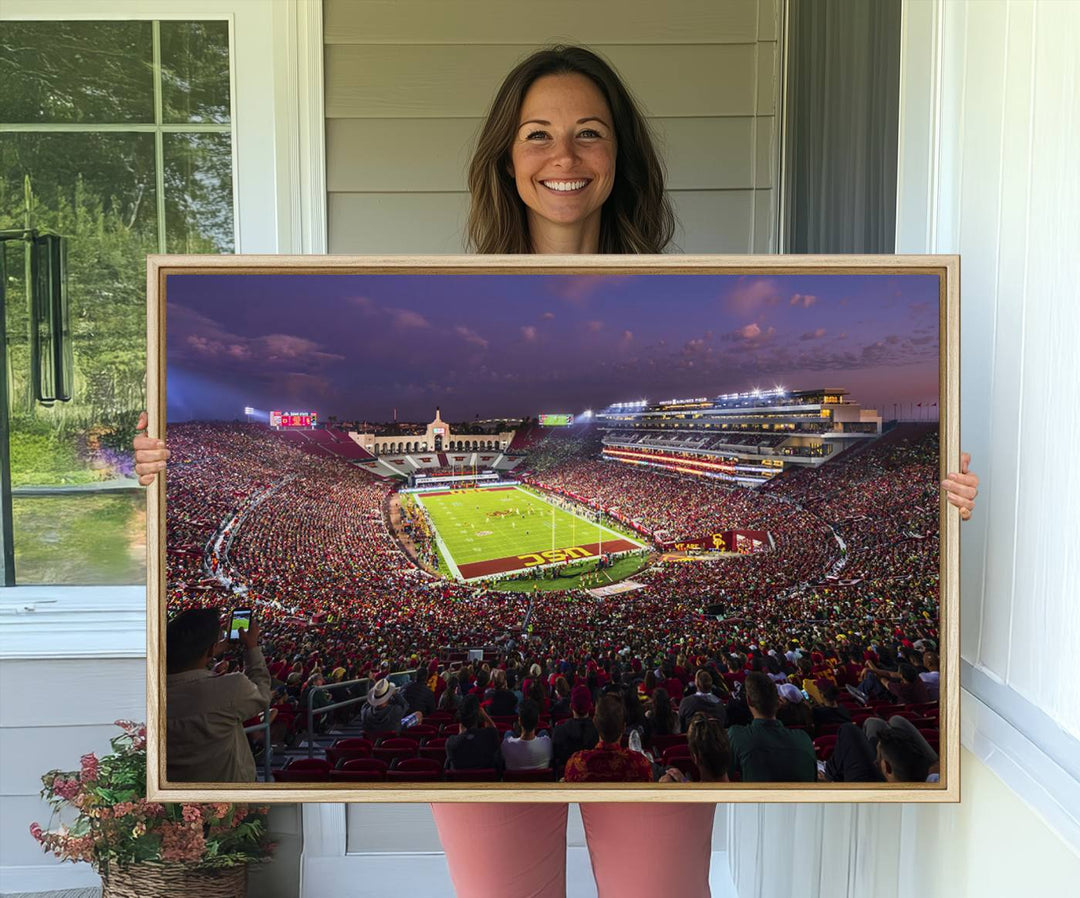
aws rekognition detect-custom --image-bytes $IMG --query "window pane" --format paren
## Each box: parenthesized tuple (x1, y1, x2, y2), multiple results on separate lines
(2, 132, 155, 584)
(160, 20, 232, 124)
(12, 494, 145, 585)
(0, 22, 154, 124)
(164, 133, 235, 253)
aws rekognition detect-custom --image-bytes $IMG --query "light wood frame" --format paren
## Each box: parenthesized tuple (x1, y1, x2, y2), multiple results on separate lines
(146, 253, 960, 803)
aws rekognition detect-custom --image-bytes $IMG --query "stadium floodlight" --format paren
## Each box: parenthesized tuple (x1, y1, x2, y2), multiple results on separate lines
(244, 406, 255, 415)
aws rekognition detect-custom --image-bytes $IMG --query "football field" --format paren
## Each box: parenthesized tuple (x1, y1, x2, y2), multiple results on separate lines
(415, 485, 644, 580)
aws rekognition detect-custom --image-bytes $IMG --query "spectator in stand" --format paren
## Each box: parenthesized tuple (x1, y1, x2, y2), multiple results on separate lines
(402, 666, 436, 717)
(722, 654, 746, 692)
(621, 684, 651, 747)
(776, 683, 814, 732)
(360, 679, 413, 738)
(874, 725, 936, 783)
(446, 695, 502, 772)
(678, 669, 725, 732)
(552, 685, 599, 777)
(824, 714, 938, 783)
(888, 663, 930, 704)
(437, 673, 462, 714)
(501, 699, 553, 771)
(728, 672, 816, 782)
(810, 681, 853, 730)
(563, 695, 653, 783)
(660, 712, 731, 783)
(919, 651, 941, 700)
(485, 668, 519, 717)
(646, 687, 679, 736)
(166, 607, 271, 783)
(549, 676, 572, 716)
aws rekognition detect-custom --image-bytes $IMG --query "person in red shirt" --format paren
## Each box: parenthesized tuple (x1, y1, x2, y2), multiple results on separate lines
(563, 694, 653, 783)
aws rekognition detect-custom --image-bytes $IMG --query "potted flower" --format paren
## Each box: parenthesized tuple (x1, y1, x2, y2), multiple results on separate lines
(30, 720, 273, 897)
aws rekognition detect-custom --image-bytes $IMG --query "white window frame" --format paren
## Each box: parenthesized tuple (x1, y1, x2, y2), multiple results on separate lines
(0, 0, 326, 660)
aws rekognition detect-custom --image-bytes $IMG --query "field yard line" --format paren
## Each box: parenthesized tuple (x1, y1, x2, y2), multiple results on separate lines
(511, 485, 647, 549)
(415, 494, 463, 580)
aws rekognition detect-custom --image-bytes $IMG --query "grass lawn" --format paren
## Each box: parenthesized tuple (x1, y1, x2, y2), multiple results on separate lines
(416, 485, 644, 580)
(12, 492, 146, 584)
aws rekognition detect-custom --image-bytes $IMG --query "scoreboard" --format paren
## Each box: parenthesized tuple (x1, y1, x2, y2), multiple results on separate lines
(271, 410, 317, 428)
(539, 413, 573, 427)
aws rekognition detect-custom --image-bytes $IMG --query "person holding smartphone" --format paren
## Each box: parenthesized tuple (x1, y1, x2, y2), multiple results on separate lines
(165, 606, 271, 783)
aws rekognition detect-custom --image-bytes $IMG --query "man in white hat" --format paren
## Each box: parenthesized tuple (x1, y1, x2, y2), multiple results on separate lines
(360, 678, 416, 737)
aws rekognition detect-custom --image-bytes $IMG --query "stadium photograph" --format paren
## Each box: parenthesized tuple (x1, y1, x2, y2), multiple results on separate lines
(156, 263, 952, 795)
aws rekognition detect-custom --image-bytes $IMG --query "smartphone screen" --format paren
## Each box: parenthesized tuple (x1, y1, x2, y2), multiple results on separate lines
(400, 713, 418, 729)
(228, 608, 252, 641)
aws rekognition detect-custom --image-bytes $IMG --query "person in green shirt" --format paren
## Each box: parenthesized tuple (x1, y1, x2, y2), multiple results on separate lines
(727, 672, 816, 782)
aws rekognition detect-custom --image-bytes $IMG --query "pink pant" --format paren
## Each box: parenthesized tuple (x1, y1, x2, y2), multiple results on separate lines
(431, 802, 716, 898)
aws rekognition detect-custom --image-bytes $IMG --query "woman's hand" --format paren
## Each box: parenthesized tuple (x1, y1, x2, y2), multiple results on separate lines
(133, 411, 170, 486)
(942, 452, 979, 521)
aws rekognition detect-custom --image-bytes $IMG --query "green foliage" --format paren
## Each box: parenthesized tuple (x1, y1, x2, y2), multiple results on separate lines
(2, 21, 234, 491)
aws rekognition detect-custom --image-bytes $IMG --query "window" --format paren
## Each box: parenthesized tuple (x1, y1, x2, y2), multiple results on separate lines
(1, 19, 234, 585)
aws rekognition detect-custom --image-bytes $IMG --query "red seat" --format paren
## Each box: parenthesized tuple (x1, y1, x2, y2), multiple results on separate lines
(406, 725, 439, 739)
(426, 712, 454, 724)
(325, 738, 373, 766)
(651, 734, 688, 755)
(850, 709, 880, 725)
(813, 735, 838, 760)
(875, 704, 907, 714)
(662, 745, 693, 767)
(419, 737, 449, 762)
(272, 758, 331, 782)
(439, 722, 461, 736)
(503, 767, 556, 782)
(387, 757, 444, 782)
(373, 737, 419, 765)
(445, 767, 499, 782)
(330, 758, 388, 782)
(815, 723, 841, 737)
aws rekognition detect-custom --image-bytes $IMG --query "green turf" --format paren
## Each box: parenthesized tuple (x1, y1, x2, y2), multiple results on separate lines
(492, 554, 651, 592)
(416, 486, 642, 577)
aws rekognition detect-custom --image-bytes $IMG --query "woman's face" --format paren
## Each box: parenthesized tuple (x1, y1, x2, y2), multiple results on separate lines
(509, 73, 617, 243)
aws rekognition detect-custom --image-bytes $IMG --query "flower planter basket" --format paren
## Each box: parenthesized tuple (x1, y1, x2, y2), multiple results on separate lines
(101, 862, 247, 898)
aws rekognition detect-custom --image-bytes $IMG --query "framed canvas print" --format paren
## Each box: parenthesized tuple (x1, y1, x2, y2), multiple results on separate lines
(146, 254, 959, 803)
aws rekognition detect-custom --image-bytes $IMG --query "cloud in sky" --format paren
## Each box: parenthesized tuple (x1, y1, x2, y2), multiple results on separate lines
(725, 277, 781, 313)
(800, 328, 827, 340)
(454, 325, 488, 349)
(388, 308, 429, 329)
(521, 325, 538, 342)
(790, 293, 817, 308)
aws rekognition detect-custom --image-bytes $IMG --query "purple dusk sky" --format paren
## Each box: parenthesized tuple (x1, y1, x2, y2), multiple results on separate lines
(165, 272, 940, 423)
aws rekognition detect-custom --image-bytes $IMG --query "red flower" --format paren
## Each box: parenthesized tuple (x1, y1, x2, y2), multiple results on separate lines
(80, 753, 100, 782)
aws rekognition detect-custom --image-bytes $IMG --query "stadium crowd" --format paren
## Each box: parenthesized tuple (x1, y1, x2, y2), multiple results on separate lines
(164, 421, 943, 784)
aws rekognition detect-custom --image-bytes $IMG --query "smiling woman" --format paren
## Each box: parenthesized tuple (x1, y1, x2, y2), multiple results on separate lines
(466, 45, 674, 255)
(509, 73, 617, 253)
